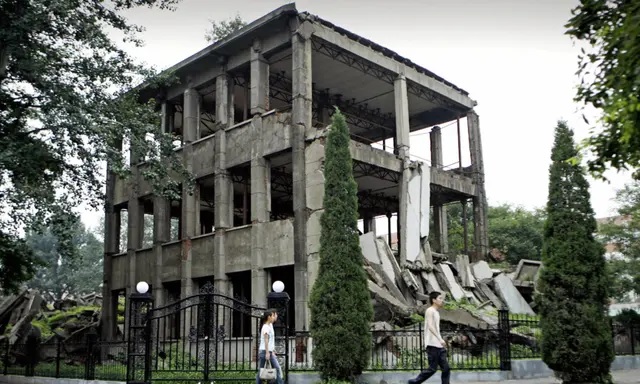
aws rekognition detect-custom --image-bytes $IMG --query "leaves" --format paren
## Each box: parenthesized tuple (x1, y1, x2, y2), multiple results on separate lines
(0, 0, 188, 292)
(204, 14, 246, 43)
(566, 0, 640, 179)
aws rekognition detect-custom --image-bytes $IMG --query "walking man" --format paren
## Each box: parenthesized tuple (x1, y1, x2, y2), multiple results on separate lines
(409, 291, 450, 384)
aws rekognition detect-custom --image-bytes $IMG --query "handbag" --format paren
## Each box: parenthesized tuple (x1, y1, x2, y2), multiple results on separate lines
(259, 357, 277, 380)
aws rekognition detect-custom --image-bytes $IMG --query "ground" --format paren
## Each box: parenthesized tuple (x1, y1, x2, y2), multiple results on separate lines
(470, 369, 640, 384)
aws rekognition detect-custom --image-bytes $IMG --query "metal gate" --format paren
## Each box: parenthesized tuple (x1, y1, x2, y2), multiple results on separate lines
(126, 282, 287, 383)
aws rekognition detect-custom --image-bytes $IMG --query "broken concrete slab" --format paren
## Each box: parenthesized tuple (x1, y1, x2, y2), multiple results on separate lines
(476, 280, 505, 309)
(492, 273, 535, 315)
(456, 255, 475, 288)
(422, 271, 442, 293)
(405, 167, 423, 264)
(437, 264, 466, 301)
(369, 281, 413, 322)
(471, 260, 493, 281)
(513, 259, 542, 284)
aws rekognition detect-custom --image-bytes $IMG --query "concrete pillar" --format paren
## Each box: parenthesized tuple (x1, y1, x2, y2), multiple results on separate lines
(101, 138, 122, 341)
(394, 75, 411, 265)
(430, 126, 448, 253)
(180, 89, 201, 301)
(467, 111, 489, 261)
(250, 40, 270, 116)
(363, 215, 376, 234)
(250, 115, 271, 308)
(214, 73, 235, 297)
(291, 19, 313, 331)
(216, 74, 235, 130)
(394, 75, 410, 159)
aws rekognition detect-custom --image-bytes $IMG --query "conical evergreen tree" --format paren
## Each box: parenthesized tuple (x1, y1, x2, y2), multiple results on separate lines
(535, 121, 613, 383)
(309, 109, 373, 381)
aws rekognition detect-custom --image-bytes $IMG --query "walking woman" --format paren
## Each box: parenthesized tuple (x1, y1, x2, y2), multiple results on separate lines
(257, 309, 284, 384)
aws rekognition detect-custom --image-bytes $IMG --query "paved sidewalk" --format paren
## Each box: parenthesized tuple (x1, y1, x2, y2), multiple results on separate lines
(468, 369, 640, 383)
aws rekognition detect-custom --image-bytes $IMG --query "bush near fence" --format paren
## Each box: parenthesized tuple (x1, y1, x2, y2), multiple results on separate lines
(1, 313, 638, 381)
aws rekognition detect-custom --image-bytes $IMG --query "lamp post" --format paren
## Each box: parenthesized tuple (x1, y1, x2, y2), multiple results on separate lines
(127, 281, 154, 384)
(267, 281, 290, 384)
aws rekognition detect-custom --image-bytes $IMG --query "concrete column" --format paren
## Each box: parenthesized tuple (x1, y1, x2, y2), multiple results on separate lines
(394, 75, 410, 159)
(216, 73, 235, 130)
(395, 74, 411, 265)
(183, 88, 200, 142)
(180, 89, 201, 301)
(214, 73, 235, 296)
(467, 111, 489, 261)
(153, 195, 170, 306)
(430, 126, 448, 253)
(291, 19, 313, 331)
(250, 40, 270, 116)
(250, 115, 271, 307)
(363, 215, 376, 234)
(101, 137, 122, 341)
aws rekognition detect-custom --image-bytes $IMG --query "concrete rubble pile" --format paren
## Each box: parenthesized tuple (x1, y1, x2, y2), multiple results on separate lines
(0, 290, 106, 366)
(360, 226, 542, 360)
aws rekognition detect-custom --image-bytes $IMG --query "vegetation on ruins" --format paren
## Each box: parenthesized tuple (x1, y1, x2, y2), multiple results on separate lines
(598, 181, 640, 302)
(535, 121, 613, 383)
(205, 14, 247, 42)
(566, 0, 640, 179)
(309, 109, 373, 381)
(0, 0, 190, 293)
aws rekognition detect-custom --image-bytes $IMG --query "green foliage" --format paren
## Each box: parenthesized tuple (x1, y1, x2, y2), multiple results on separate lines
(566, 1, 640, 179)
(205, 14, 246, 43)
(487, 205, 546, 264)
(598, 181, 640, 302)
(309, 109, 373, 380)
(445, 203, 545, 265)
(535, 121, 614, 383)
(0, 0, 189, 293)
(26, 217, 103, 300)
(612, 308, 640, 326)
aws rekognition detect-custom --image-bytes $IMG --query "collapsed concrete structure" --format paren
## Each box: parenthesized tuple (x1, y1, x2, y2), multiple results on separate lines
(101, 3, 490, 341)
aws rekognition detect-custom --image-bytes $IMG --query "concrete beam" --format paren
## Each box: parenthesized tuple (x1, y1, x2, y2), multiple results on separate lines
(166, 29, 291, 100)
(310, 22, 475, 110)
(430, 167, 476, 196)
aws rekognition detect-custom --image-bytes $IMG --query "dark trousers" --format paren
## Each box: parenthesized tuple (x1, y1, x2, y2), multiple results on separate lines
(409, 346, 450, 384)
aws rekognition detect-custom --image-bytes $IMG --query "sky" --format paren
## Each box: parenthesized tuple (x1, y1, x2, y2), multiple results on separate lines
(82, 0, 632, 230)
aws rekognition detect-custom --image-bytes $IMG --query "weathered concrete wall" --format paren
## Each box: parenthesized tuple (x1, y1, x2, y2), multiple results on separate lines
(262, 219, 295, 268)
(134, 247, 154, 285)
(161, 241, 181, 281)
(110, 254, 127, 290)
(190, 233, 215, 278)
(263, 111, 292, 156)
(192, 136, 216, 178)
(349, 141, 402, 172)
(225, 226, 252, 273)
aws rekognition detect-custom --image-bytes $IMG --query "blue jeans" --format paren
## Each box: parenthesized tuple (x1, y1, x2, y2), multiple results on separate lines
(256, 350, 284, 384)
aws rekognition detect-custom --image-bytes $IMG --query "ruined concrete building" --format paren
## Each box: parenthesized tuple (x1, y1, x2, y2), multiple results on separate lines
(101, 3, 489, 340)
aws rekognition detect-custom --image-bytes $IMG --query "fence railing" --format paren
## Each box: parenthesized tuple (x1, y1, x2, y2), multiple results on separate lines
(1, 314, 638, 381)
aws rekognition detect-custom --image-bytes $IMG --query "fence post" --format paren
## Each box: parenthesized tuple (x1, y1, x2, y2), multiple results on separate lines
(85, 330, 97, 380)
(418, 322, 424, 371)
(55, 337, 61, 378)
(126, 281, 154, 384)
(630, 322, 636, 356)
(497, 309, 511, 371)
(3, 338, 8, 375)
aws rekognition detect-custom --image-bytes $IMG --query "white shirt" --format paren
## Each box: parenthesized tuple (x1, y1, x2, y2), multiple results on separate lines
(258, 323, 275, 352)
(424, 306, 443, 348)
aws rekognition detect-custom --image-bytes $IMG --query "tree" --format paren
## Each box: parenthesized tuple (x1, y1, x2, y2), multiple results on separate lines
(0, 0, 189, 292)
(487, 204, 545, 265)
(445, 203, 545, 265)
(535, 121, 613, 383)
(309, 109, 373, 380)
(205, 14, 246, 43)
(566, 1, 640, 179)
(26, 218, 103, 301)
(598, 181, 640, 302)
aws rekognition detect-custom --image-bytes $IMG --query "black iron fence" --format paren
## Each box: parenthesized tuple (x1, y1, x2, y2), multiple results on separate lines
(1, 311, 639, 382)
(0, 338, 127, 381)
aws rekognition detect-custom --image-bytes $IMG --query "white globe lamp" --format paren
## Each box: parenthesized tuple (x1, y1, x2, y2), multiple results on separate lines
(136, 281, 149, 294)
(272, 280, 285, 293)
